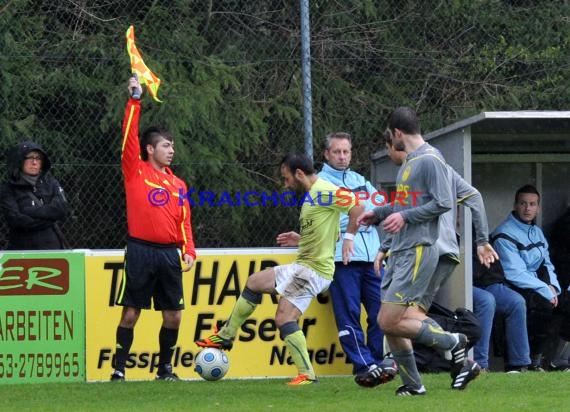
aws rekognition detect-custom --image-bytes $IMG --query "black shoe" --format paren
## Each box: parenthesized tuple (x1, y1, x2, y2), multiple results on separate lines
(446, 332, 468, 360)
(156, 364, 180, 381)
(527, 364, 545, 372)
(447, 333, 469, 378)
(550, 362, 570, 372)
(395, 384, 426, 396)
(110, 370, 125, 382)
(451, 359, 481, 390)
(354, 360, 398, 388)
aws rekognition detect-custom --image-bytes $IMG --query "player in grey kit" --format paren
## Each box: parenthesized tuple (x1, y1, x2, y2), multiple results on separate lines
(357, 107, 479, 395)
(370, 130, 498, 387)
(377, 131, 498, 308)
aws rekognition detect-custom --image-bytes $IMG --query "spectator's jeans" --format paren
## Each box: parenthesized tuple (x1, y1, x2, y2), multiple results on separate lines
(474, 283, 531, 369)
(473, 287, 495, 369)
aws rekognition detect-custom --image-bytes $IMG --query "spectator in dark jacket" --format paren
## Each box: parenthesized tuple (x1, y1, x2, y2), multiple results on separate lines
(0, 141, 69, 249)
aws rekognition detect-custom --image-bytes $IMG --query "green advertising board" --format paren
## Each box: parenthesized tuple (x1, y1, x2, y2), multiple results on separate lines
(0, 251, 85, 384)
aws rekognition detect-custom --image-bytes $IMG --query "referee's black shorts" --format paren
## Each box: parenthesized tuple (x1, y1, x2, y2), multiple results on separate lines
(116, 236, 184, 311)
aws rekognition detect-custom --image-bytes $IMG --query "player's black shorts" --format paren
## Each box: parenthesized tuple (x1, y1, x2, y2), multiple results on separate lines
(116, 236, 184, 311)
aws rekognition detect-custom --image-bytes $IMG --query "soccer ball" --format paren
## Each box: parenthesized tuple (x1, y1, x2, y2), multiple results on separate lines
(194, 348, 230, 381)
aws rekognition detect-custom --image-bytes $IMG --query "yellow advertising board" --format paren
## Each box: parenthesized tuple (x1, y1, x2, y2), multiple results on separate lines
(85, 249, 352, 381)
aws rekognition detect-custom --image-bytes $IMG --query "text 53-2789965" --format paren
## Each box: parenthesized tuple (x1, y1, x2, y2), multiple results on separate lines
(0, 352, 80, 379)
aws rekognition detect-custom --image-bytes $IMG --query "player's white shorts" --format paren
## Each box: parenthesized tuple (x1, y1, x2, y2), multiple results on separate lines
(274, 262, 331, 313)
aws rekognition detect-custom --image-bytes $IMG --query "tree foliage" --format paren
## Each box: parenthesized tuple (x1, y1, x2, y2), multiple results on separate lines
(1, 0, 569, 248)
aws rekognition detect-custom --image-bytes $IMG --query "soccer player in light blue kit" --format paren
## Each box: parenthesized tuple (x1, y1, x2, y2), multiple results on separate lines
(317, 132, 396, 385)
(358, 107, 477, 395)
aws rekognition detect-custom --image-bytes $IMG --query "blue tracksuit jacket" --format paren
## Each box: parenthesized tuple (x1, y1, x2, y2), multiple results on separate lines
(491, 212, 560, 301)
(318, 163, 384, 374)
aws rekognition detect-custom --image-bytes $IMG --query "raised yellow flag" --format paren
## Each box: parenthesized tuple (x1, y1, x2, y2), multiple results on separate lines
(126, 25, 162, 102)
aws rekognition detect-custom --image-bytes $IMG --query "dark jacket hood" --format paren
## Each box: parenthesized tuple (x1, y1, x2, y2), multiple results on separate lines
(5, 141, 52, 181)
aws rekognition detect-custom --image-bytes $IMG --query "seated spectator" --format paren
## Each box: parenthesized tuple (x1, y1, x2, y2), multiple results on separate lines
(472, 255, 531, 372)
(0, 141, 69, 249)
(491, 184, 570, 371)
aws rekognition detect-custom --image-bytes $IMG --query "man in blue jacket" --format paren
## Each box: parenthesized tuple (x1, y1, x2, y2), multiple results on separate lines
(492, 184, 570, 371)
(318, 132, 395, 386)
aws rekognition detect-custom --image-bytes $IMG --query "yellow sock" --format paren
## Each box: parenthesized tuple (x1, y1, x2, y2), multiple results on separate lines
(219, 295, 257, 339)
(284, 330, 315, 379)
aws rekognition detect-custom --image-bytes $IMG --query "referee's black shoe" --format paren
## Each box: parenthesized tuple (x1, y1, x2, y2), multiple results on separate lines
(156, 364, 180, 381)
(110, 370, 125, 382)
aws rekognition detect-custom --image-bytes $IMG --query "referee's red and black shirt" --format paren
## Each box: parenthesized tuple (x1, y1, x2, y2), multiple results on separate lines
(121, 98, 196, 259)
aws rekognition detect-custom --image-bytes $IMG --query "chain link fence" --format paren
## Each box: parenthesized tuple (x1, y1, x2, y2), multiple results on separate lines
(1, 0, 569, 249)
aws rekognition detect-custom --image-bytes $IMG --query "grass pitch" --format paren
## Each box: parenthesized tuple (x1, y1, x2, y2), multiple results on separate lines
(0, 372, 567, 412)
